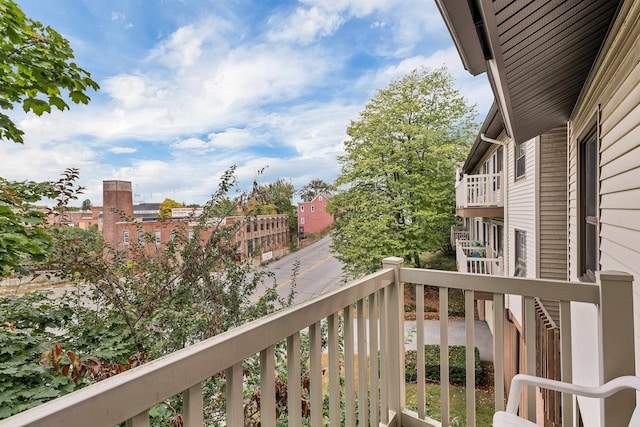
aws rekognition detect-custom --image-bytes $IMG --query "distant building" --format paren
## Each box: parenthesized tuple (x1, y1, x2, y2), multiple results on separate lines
(58, 206, 103, 231)
(297, 193, 333, 237)
(102, 180, 289, 263)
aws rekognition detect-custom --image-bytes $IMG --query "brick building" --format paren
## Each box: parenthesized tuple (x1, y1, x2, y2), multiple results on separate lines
(297, 193, 333, 236)
(102, 180, 290, 263)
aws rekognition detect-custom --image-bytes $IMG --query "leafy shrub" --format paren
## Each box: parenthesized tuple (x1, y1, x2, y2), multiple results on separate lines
(405, 345, 482, 386)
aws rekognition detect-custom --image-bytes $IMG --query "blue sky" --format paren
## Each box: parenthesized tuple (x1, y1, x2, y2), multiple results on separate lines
(3, 0, 492, 206)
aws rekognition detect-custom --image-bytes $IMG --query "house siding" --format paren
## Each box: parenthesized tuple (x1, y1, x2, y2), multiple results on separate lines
(538, 127, 568, 280)
(567, 2, 640, 424)
(506, 136, 537, 327)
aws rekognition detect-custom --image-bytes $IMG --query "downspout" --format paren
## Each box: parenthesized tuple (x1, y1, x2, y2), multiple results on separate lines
(480, 133, 509, 306)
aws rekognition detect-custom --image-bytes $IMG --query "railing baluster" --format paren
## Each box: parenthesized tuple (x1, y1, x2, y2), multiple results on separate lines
(465, 289, 476, 427)
(125, 410, 149, 427)
(260, 346, 276, 427)
(343, 306, 356, 427)
(379, 288, 389, 423)
(559, 300, 573, 426)
(440, 287, 449, 427)
(226, 363, 243, 427)
(369, 292, 379, 427)
(493, 294, 505, 412)
(417, 284, 425, 419)
(357, 298, 368, 427)
(524, 296, 537, 421)
(328, 314, 340, 427)
(182, 383, 203, 427)
(309, 322, 323, 427)
(287, 333, 302, 427)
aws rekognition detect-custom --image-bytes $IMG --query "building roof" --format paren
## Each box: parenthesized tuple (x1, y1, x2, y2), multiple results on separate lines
(463, 101, 505, 174)
(436, 0, 623, 143)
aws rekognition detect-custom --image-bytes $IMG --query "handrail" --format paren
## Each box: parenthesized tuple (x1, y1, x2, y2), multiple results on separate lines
(456, 172, 503, 208)
(0, 269, 394, 427)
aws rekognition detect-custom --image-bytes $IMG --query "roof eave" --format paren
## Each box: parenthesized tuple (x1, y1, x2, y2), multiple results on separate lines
(435, 0, 488, 76)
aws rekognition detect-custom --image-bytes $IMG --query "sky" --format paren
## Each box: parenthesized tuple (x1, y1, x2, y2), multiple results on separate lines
(3, 0, 492, 206)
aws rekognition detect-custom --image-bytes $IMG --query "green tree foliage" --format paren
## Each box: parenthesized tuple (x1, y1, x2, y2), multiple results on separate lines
(298, 179, 336, 202)
(158, 198, 184, 219)
(49, 168, 291, 357)
(329, 67, 477, 276)
(0, 168, 84, 278)
(80, 199, 91, 211)
(0, 0, 99, 144)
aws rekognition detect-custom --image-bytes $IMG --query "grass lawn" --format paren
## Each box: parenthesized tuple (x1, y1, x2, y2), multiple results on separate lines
(405, 382, 495, 426)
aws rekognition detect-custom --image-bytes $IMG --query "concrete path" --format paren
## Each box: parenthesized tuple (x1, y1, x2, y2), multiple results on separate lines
(349, 319, 494, 363)
(404, 319, 494, 362)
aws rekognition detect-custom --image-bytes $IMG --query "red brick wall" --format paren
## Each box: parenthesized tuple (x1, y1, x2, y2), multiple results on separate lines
(102, 181, 133, 248)
(297, 194, 334, 234)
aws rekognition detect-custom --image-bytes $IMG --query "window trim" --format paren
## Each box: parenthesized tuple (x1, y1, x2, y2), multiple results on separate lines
(579, 124, 599, 281)
(515, 229, 526, 277)
(515, 141, 526, 180)
(123, 231, 129, 245)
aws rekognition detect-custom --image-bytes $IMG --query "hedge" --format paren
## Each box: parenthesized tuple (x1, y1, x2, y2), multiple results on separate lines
(405, 345, 482, 386)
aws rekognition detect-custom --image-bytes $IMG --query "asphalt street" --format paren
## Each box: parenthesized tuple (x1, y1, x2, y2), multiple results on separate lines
(251, 235, 345, 305)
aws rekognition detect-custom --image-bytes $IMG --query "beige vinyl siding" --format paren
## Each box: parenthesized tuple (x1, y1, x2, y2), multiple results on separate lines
(567, 1, 640, 416)
(506, 136, 537, 327)
(538, 127, 568, 280)
(507, 137, 537, 278)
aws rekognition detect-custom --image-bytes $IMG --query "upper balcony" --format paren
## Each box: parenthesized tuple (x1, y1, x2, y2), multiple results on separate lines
(455, 172, 504, 218)
(1, 259, 635, 427)
(455, 239, 503, 276)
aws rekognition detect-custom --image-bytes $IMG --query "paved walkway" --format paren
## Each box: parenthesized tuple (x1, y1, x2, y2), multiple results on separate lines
(404, 319, 494, 362)
(349, 319, 494, 363)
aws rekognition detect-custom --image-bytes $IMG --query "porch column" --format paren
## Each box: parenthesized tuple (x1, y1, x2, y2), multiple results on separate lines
(597, 271, 635, 425)
(382, 257, 405, 424)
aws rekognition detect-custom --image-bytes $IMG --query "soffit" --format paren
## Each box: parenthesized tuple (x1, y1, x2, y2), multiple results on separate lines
(490, 0, 622, 143)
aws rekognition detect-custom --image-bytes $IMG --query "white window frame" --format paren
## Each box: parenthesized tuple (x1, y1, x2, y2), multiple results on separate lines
(123, 231, 129, 245)
(515, 141, 526, 179)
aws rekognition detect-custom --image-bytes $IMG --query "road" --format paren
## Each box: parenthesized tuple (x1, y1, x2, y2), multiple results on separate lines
(251, 236, 345, 305)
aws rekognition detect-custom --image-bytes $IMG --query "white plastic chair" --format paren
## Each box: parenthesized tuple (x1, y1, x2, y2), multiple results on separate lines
(493, 374, 640, 426)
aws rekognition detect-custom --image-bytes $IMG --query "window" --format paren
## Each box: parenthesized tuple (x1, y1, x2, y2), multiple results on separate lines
(319, 196, 323, 201)
(138, 230, 145, 245)
(154, 231, 161, 245)
(311, 205, 315, 212)
(515, 141, 526, 179)
(515, 230, 526, 277)
(300, 206, 304, 212)
(188, 231, 194, 241)
(494, 146, 504, 191)
(300, 217, 305, 224)
(123, 231, 129, 245)
(580, 130, 598, 280)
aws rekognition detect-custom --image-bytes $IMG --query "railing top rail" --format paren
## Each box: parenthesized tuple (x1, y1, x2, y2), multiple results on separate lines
(399, 268, 599, 304)
(1, 268, 395, 427)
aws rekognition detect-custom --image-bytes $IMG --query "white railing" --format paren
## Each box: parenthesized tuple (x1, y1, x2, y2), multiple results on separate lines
(456, 240, 503, 275)
(450, 226, 470, 248)
(0, 260, 635, 427)
(455, 172, 503, 208)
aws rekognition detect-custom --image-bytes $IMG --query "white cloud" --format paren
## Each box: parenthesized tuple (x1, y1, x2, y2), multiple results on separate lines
(267, 6, 344, 44)
(109, 146, 137, 154)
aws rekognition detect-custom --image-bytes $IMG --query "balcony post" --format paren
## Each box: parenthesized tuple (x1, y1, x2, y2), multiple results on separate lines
(382, 257, 405, 423)
(597, 271, 635, 425)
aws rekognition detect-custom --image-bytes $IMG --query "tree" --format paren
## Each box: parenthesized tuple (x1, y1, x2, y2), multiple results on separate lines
(329, 67, 478, 276)
(298, 179, 336, 202)
(158, 198, 184, 219)
(0, 1, 99, 144)
(0, 168, 84, 278)
(81, 199, 92, 211)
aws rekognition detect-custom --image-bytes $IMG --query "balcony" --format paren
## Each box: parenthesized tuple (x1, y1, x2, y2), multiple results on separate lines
(455, 239, 503, 276)
(455, 173, 503, 218)
(0, 259, 635, 427)
(450, 226, 470, 249)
